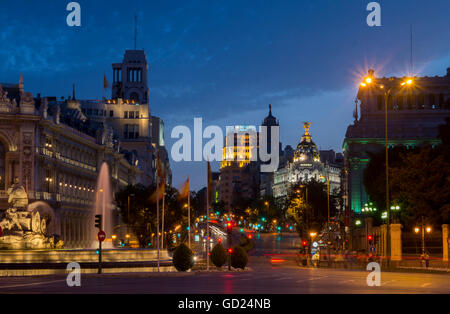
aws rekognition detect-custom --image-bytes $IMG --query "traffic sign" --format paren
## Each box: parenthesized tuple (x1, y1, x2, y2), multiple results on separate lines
(97, 230, 106, 242)
(370, 246, 376, 253)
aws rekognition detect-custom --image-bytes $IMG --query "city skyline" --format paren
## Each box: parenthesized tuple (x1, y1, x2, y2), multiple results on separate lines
(2, 0, 450, 190)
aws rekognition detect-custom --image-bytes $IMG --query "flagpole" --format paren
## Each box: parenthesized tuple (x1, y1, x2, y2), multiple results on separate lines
(162, 188, 165, 250)
(156, 170, 160, 272)
(206, 163, 210, 271)
(188, 177, 191, 249)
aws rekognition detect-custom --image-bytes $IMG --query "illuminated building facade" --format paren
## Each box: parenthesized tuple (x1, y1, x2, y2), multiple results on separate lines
(273, 123, 342, 199)
(218, 126, 260, 209)
(112, 50, 149, 105)
(0, 76, 139, 248)
(343, 68, 450, 214)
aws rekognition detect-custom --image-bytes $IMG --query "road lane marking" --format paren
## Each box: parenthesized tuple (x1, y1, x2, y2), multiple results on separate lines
(381, 280, 397, 286)
(0, 279, 66, 289)
(296, 276, 329, 283)
(274, 276, 292, 281)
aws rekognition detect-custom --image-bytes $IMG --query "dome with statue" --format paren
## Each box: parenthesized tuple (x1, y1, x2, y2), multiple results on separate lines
(293, 122, 321, 163)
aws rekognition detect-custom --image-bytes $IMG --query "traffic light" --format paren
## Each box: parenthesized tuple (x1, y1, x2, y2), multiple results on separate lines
(368, 234, 373, 245)
(227, 248, 233, 254)
(302, 240, 308, 247)
(226, 222, 232, 233)
(95, 214, 102, 229)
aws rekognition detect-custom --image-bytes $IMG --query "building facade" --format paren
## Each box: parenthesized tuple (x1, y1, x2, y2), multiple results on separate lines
(273, 122, 342, 200)
(343, 68, 450, 214)
(0, 76, 139, 248)
(218, 126, 260, 209)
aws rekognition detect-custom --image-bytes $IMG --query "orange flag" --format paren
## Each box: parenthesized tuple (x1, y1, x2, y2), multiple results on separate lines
(149, 182, 164, 202)
(103, 74, 109, 89)
(178, 177, 190, 200)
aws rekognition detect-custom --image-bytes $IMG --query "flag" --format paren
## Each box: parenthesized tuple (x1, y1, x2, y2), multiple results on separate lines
(156, 151, 164, 179)
(103, 74, 109, 89)
(178, 177, 189, 200)
(149, 151, 165, 202)
(149, 181, 165, 203)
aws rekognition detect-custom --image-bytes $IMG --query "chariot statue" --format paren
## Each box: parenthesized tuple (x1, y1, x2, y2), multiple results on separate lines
(0, 177, 63, 249)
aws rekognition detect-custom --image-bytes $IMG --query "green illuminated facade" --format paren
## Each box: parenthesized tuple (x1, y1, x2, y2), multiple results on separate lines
(343, 68, 450, 214)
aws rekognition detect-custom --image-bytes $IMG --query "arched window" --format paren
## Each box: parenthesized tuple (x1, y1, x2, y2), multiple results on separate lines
(130, 92, 139, 102)
(0, 141, 5, 190)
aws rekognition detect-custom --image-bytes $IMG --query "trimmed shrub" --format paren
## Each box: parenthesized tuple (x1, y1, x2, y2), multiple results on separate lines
(231, 245, 248, 269)
(210, 243, 228, 268)
(239, 235, 254, 252)
(172, 243, 194, 271)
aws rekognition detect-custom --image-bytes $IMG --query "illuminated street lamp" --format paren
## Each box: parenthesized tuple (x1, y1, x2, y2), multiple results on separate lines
(415, 217, 432, 255)
(360, 73, 414, 266)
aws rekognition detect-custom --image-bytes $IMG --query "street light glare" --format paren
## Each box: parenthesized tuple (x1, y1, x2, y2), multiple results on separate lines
(365, 77, 372, 84)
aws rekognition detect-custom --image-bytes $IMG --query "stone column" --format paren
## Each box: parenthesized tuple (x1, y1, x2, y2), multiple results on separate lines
(380, 224, 387, 258)
(390, 224, 402, 261)
(443, 224, 449, 262)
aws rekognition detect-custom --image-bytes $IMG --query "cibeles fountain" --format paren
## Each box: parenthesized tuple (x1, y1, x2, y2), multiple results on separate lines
(0, 170, 170, 274)
(0, 177, 63, 249)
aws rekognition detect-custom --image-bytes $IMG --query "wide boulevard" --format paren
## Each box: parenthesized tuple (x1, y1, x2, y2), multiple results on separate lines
(0, 233, 448, 294)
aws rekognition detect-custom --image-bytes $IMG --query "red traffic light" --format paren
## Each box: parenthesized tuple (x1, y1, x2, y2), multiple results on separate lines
(218, 238, 222, 243)
(302, 240, 308, 246)
(228, 248, 233, 254)
(226, 222, 232, 230)
(368, 235, 373, 241)
(248, 234, 253, 239)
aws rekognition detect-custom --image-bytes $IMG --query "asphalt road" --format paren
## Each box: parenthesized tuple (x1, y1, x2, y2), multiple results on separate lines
(0, 232, 448, 294)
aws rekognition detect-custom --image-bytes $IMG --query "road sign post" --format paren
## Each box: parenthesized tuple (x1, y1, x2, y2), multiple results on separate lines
(97, 230, 106, 274)
(95, 215, 103, 274)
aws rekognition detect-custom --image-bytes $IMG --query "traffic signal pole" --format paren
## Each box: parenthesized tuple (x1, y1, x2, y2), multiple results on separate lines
(227, 223, 232, 271)
(95, 214, 103, 274)
(98, 240, 102, 274)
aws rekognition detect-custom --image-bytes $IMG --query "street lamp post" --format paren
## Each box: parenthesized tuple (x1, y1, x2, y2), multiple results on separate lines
(415, 216, 432, 255)
(320, 175, 331, 266)
(360, 74, 413, 267)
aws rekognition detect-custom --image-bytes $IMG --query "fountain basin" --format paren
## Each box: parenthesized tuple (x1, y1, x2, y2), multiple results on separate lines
(0, 248, 171, 264)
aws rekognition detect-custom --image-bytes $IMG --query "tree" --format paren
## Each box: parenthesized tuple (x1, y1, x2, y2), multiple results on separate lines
(115, 184, 186, 248)
(286, 179, 330, 239)
(363, 145, 416, 213)
(390, 146, 450, 227)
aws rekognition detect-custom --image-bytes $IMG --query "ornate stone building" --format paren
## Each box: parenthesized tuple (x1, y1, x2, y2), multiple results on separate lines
(273, 123, 342, 200)
(343, 68, 450, 214)
(0, 75, 140, 248)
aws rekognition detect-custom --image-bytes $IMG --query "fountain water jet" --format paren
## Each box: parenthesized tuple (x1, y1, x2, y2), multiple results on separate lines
(91, 162, 114, 248)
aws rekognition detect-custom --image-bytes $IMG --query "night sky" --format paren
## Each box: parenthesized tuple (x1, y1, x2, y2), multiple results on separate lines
(1, 0, 450, 190)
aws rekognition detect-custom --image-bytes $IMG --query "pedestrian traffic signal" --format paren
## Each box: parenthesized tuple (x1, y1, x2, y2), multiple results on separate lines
(95, 214, 102, 229)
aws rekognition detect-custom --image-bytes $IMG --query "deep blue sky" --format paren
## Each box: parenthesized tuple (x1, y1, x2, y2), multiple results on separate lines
(1, 0, 450, 190)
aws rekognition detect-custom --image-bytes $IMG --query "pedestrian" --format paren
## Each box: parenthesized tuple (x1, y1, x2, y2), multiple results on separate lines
(425, 252, 430, 269)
